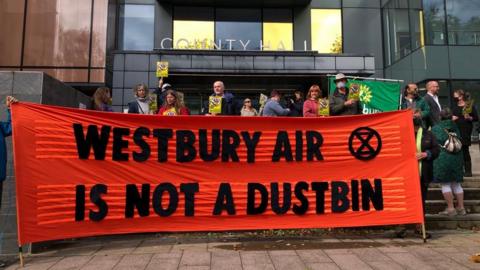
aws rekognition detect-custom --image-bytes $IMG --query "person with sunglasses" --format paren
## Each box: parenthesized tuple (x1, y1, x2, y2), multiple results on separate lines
(240, 98, 258, 116)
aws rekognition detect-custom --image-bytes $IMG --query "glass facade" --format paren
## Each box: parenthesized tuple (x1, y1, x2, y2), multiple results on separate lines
(215, 9, 262, 50)
(311, 9, 342, 54)
(423, 0, 446, 44)
(383, 0, 424, 64)
(173, 21, 215, 49)
(119, 4, 154, 50)
(171, 7, 293, 51)
(446, 0, 480, 45)
(263, 9, 293, 51)
(173, 7, 214, 49)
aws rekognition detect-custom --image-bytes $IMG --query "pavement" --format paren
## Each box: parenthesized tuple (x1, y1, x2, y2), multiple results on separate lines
(2, 229, 480, 270)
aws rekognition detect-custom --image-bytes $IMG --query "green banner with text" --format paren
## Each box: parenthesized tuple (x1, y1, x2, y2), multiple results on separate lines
(328, 77, 401, 114)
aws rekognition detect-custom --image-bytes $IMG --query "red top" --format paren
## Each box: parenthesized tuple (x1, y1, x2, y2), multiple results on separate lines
(158, 106, 190, 116)
(303, 99, 319, 117)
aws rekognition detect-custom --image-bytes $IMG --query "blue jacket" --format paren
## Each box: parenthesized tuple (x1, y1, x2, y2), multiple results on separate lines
(0, 109, 12, 182)
(262, 99, 290, 116)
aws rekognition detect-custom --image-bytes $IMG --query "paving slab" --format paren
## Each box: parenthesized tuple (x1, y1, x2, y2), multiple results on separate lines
(4, 231, 480, 270)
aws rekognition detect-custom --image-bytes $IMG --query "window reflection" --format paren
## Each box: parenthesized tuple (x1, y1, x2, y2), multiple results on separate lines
(119, 4, 154, 50)
(216, 8, 261, 50)
(446, 0, 480, 45)
(423, 0, 446, 45)
(311, 9, 342, 54)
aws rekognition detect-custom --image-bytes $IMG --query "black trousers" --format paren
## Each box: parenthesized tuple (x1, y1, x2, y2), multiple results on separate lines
(462, 145, 472, 174)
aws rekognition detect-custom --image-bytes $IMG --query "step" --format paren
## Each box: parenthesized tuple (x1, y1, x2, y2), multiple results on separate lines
(425, 200, 480, 214)
(426, 213, 480, 230)
(426, 187, 480, 200)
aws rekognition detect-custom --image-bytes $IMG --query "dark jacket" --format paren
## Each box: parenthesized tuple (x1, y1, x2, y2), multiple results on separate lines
(289, 100, 304, 117)
(329, 88, 361, 116)
(0, 109, 12, 182)
(423, 93, 441, 129)
(401, 95, 430, 123)
(202, 92, 239, 115)
(127, 101, 140, 114)
(452, 104, 478, 146)
(432, 120, 464, 183)
(127, 99, 151, 114)
(417, 128, 440, 184)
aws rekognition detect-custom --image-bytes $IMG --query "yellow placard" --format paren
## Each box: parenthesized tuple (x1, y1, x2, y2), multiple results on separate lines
(156, 61, 169, 78)
(209, 96, 222, 114)
(318, 98, 329, 116)
(348, 84, 360, 101)
(463, 99, 474, 115)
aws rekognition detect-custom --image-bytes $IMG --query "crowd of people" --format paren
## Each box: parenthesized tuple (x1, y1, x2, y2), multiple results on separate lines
(91, 74, 479, 222)
(0, 75, 478, 245)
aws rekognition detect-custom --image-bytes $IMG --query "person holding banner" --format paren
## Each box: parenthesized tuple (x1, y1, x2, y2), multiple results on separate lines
(0, 96, 17, 211)
(92, 87, 113, 112)
(329, 73, 360, 116)
(397, 111, 439, 238)
(128, 84, 153, 114)
(401, 83, 430, 124)
(303, 85, 323, 117)
(157, 90, 190, 116)
(202, 81, 239, 116)
(452, 90, 478, 177)
(432, 108, 465, 216)
(262, 90, 290, 116)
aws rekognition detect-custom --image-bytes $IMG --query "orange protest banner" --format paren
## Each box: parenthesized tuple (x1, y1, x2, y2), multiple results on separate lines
(11, 102, 423, 245)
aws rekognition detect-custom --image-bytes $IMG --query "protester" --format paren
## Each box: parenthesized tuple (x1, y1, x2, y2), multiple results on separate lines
(158, 90, 190, 116)
(329, 73, 360, 115)
(0, 96, 16, 268)
(202, 81, 238, 115)
(240, 98, 258, 116)
(432, 108, 465, 216)
(401, 83, 430, 124)
(0, 96, 17, 211)
(157, 77, 173, 108)
(128, 84, 153, 114)
(288, 90, 304, 117)
(397, 111, 439, 238)
(423, 81, 442, 129)
(303, 85, 322, 117)
(93, 87, 113, 112)
(262, 90, 290, 117)
(452, 89, 478, 177)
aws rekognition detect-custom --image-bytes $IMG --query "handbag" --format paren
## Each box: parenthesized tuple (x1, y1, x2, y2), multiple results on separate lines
(441, 128, 462, 153)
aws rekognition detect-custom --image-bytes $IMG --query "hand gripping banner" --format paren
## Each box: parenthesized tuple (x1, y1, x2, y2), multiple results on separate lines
(11, 103, 423, 245)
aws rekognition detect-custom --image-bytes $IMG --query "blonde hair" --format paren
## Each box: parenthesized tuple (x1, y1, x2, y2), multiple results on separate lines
(306, 85, 322, 100)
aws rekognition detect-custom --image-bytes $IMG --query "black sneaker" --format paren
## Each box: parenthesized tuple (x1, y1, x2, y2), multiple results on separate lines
(464, 172, 473, 177)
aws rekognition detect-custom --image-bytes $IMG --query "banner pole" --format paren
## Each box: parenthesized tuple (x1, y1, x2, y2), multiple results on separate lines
(421, 223, 427, 243)
(19, 246, 24, 267)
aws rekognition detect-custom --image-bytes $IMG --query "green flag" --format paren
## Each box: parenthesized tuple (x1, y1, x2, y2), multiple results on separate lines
(328, 77, 401, 114)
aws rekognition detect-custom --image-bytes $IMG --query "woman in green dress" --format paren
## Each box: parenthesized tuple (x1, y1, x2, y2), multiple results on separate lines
(432, 108, 465, 216)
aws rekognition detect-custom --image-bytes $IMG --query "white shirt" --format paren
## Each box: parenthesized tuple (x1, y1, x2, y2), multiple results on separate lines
(427, 92, 441, 111)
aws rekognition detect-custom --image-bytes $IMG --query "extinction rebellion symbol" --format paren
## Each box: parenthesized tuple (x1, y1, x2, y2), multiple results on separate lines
(348, 127, 382, 161)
